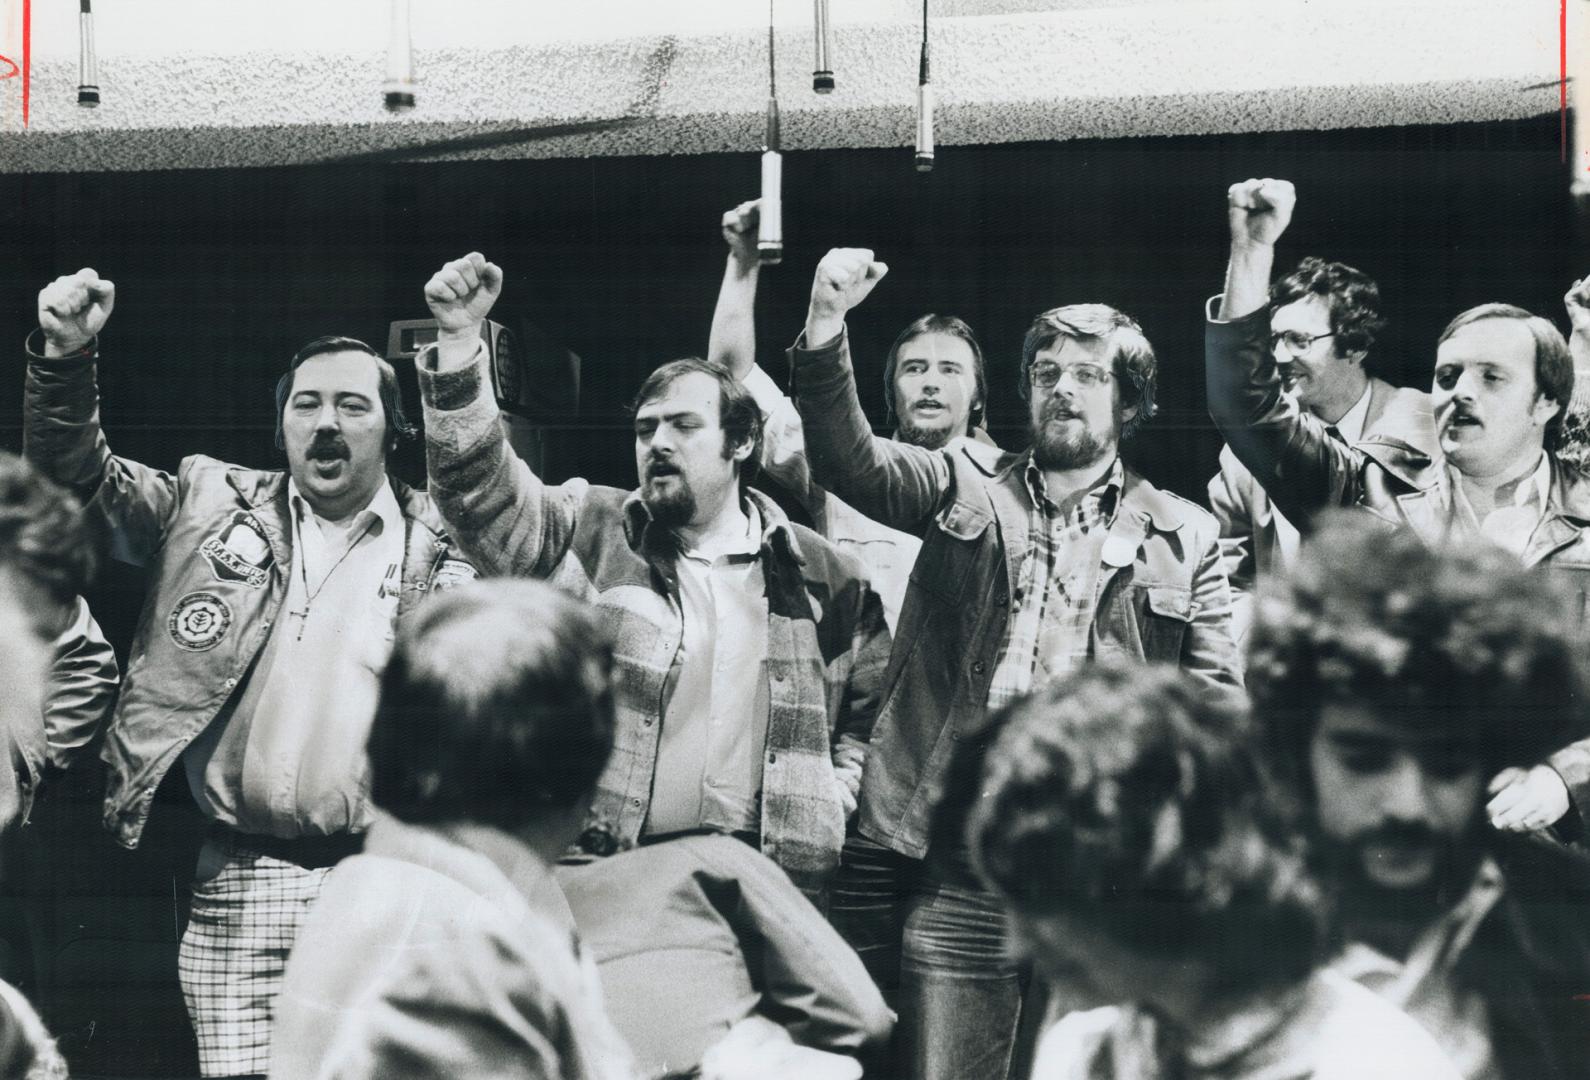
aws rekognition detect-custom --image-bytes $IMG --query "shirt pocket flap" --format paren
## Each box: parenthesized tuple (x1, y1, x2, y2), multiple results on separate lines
(1145, 585, 1194, 622)
(935, 500, 992, 542)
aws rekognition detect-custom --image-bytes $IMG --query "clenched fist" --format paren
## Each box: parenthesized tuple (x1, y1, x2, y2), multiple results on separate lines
(1565, 275, 1590, 336)
(38, 269, 116, 357)
(722, 200, 761, 268)
(1227, 178, 1296, 250)
(424, 252, 503, 335)
(805, 248, 888, 346)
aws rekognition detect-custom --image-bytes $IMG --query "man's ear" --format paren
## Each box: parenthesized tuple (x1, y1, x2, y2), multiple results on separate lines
(1533, 391, 1563, 430)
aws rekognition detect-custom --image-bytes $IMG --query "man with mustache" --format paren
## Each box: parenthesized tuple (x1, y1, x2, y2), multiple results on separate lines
(710, 200, 998, 633)
(22, 268, 474, 1079)
(1205, 178, 1590, 844)
(415, 253, 890, 901)
(1206, 254, 1433, 647)
(785, 246, 1241, 1079)
(1247, 515, 1590, 1080)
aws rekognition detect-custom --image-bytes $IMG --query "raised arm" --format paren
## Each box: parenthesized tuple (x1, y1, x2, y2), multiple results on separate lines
(1206, 181, 1375, 531)
(418, 253, 579, 580)
(710, 199, 827, 517)
(789, 249, 952, 534)
(24, 270, 180, 566)
(1556, 276, 1590, 469)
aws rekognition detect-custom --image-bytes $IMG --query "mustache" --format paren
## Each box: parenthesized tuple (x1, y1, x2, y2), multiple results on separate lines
(1351, 821, 1442, 851)
(1042, 401, 1081, 423)
(644, 456, 681, 479)
(307, 433, 351, 460)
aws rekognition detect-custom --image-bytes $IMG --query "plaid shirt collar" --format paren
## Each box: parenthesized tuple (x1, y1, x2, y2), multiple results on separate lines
(1021, 453, 1125, 523)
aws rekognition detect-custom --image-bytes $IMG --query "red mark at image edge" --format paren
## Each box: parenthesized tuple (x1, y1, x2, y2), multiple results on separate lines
(0, 0, 28, 124)
(0, 0, 28, 125)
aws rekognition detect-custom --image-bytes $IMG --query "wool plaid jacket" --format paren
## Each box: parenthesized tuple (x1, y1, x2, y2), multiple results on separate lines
(417, 347, 890, 892)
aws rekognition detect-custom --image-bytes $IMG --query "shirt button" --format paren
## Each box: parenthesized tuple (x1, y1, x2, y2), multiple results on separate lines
(223, 677, 238, 689)
(971, 661, 986, 676)
(767, 752, 777, 764)
(631, 798, 642, 808)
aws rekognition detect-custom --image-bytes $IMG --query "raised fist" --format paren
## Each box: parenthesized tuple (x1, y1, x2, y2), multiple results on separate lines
(722, 200, 760, 267)
(808, 248, 889, 325)
(38, 269, 116, 356)
(1227, 179, 1297, 249)
(424, 252, 503, 335)
(1565, 275, 1590, 336)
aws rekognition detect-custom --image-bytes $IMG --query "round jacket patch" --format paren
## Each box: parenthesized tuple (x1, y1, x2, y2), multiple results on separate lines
(168, 592, 232, 652)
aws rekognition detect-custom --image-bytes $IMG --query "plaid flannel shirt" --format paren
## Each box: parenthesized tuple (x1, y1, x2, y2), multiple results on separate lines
(988, 458, 1122, 712)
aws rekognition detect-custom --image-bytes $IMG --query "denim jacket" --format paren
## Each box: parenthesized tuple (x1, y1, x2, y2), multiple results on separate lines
(789, 329, 1241, 859)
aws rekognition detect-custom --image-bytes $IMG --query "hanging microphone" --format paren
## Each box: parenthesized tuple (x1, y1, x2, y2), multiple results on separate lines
(914, 39, 933, 172)
(812, 0, 834, 93)
(759, 97, 784, 265)
(384, 0, 415, 112)
(77, 0, 99, 108)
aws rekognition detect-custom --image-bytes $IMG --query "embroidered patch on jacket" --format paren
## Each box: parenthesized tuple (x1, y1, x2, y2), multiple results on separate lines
(431, 559, 478, 592)
(168, 592, 233, 652)
(199, 511, 274, 589)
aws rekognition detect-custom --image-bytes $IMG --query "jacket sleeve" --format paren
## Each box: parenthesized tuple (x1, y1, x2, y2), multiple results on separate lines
(416, 343, 579, 580)
(695, 839, 894, 1058)
(787, 329, 952, 536)
(22, 339, 180, 567)
(1182, 524, 1245, 695)
(1205, 302, 1371, 531)
(1547, 741, 1590, 836)
(44, 598, 120, 771)
(1206, 449, 1257, 649)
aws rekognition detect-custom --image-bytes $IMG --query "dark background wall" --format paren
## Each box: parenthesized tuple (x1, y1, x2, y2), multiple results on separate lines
(0, 113, 1577, 1075)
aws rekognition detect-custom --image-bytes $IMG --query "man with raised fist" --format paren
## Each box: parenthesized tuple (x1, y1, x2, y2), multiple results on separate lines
(787, 246, 1240, 1079)
(709, 198, 997, 632)
(415, 252, 889, 902)
(1205, 246, 1433, 647)
(1205, 179, 1590, 849)
(22, 268, 473, 1079)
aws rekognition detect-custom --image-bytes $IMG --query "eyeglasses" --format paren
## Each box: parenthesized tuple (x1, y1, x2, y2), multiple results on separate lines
(1028, 361, 1113, 391)
(1269, 330, 1335, 354)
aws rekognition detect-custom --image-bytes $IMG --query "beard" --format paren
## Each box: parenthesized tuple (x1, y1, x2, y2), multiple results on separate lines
(1309, 817, 1487, 954)
(897, 413, 954, 450)
(642, 475, 697, 528)
(1030, 400, 1115, 471)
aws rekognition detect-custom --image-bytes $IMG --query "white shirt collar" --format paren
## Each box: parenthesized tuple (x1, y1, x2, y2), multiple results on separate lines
(287, 476, 402, 537)
(1332, 381, 1375, 445)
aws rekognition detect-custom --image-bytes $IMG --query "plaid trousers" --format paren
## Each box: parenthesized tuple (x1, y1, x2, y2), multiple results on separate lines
(177, 838, 333, 1077)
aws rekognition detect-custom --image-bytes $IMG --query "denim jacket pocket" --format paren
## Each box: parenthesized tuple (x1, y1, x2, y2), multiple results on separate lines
(1138, 584, 1194, 662)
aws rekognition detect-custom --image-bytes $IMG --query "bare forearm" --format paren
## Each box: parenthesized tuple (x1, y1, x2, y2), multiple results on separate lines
(1218, 241, 1276, 322)
(709, 256, 760, 380)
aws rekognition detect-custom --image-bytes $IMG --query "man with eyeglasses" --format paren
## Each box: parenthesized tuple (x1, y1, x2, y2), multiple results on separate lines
(1207, 178, 1590, 845)
(787, 246, 1240, 1080)
(1206, 251, 1434, 647)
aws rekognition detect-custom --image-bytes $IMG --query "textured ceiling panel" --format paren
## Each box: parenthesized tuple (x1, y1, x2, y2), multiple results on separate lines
(0, 0, 1566, 172)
